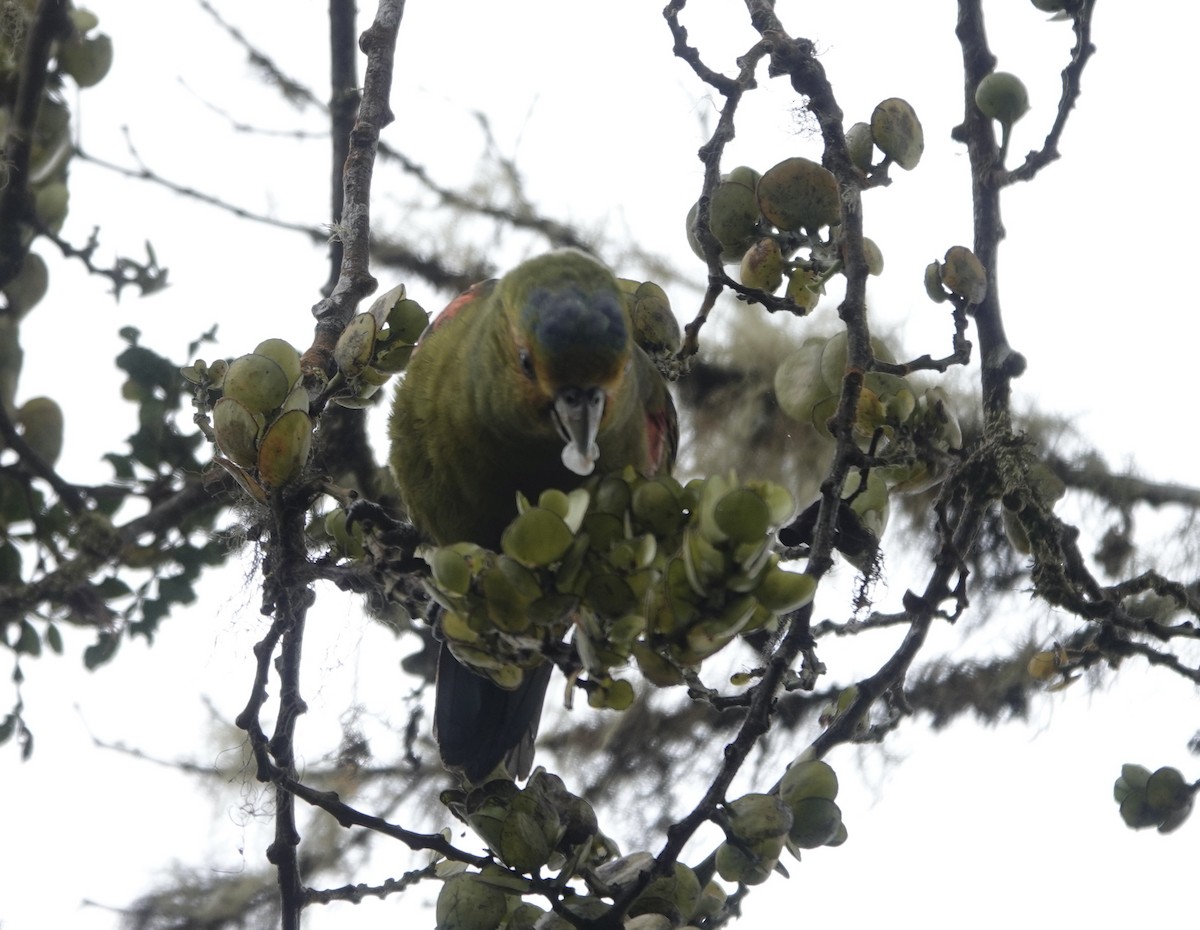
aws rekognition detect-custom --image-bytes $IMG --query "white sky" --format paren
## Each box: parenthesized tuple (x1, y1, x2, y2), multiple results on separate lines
(2, 2, 1198, 928)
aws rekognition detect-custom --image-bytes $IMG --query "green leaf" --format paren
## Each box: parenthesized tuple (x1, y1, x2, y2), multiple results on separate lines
(140, 597, 170, 627)
(95, 576, 133, 600)
(0, 541, 21, 584)
(83, 633, 120, 670)
(0, 475, 31, 524)
(15, 621, 41, 657)
(103, 452, 136, 481)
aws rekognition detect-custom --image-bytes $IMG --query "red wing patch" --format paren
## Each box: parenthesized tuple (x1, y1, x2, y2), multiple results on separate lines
(420, 278, 499, 345)
(645, 395, 679, 476)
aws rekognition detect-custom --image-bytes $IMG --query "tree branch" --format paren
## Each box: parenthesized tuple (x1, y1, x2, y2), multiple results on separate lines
(305, 0, 406, 378)
(325, 0, 360, 297)
(0, 0, 69, 288)
(1004, 0, 1098, 185)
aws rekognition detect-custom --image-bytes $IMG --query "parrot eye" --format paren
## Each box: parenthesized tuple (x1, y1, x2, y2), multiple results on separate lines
(518, 347, 536, 380)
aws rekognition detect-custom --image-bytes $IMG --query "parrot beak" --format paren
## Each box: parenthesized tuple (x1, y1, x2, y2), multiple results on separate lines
(552, 386, 606, 476)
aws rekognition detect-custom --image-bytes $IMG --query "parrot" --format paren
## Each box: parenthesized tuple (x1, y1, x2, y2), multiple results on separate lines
(389, 249, 677, 783)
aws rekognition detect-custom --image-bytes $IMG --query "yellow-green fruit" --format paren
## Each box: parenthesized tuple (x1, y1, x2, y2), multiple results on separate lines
(16, 397, 63, 466)
(497, 794, 560, 871)
(684, 203, 707, 262)
(500, 507, 573, 567)
(780, 759, 839, 806)
(323, 507, 364, 558)
(505, 903, 545, 930)
(739, 238, 784, 291)
(727, 793, 794, 843)
(715, 837, 780, 886)
(918, 387, 961, 451)
(372, 342, 415, 374)
(787, 797, 842, 848)
(632, 643, 685, 687)
(773, 337, 833, 423)
(870, 98, 924, 171)
(68, 8, 101, 31)
(708, 176, 762, 256)
(389, 298, 430, 343)
(482, 559, 541, 633)
(747, 479, 795, 527)
(1158, 798, 1195, 834)
(381, 298, 429, 345)
(334, 312, 378, 378)
(630, 862, 702, 925)
(825, 821, 849, 847)
(252, 338, 302, 387)
(924, 260, 948, 303)
(757, 157, 841, 232)
(818, 330, 895, 396)
(686, 173, 763, 264)
(535, 897, 610, 930)
(222, 353, 290, 414)
(58, 33, 114, 87)
(694, 881, 728, 921)
(753, 564, 816, 613)
(435, 872, 508, 930)
(256, 409, 312, 487)
(34, 182, 69, 232)
(725, 165, 761, 190)
(1119, 789, 1160, 829)
(583, 572, 637, 619)
(844, 121, 874, 172)
(536, 487, 571, 521)
(588, 677, 635, 710)
(366, 284, 429, 345)
(1146, 767, 1189, 812)
(626, 281, 681, 356)
(3, 252, 49, 319)
(975, 72, 1030, 126)
(280, 383, 309, 415)
(940, 246, 987, 303)
(861, 237, 884, 276)
(713, 487, 771, 544)
(784, 266, 822, 312)
(845, 468, 889, 537)
(432, 543, 486, 595)
(212, 397, 263, 469)
(631, 477, 687, 537)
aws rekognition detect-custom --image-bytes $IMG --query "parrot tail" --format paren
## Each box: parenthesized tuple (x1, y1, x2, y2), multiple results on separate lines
(433, 644, 554, 783)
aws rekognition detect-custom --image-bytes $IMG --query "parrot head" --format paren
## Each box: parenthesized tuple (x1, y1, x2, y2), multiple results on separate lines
(498, 251, 632, 476)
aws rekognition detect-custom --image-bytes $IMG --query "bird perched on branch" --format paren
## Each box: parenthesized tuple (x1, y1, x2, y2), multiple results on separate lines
(389, 250, 677, 783)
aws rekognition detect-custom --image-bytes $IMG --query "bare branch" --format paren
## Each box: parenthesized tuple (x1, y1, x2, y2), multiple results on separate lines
(305, 0, 406, 377)
(1004, 0, 1098, 185)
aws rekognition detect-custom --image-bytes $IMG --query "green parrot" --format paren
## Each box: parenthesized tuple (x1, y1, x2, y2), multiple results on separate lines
(389, 249, 677, 782)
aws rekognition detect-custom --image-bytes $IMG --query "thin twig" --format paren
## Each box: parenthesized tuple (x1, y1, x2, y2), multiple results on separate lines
(305, 0, 407, 377)
(1004, 0, 1098, 185)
